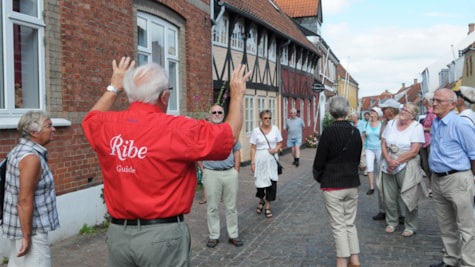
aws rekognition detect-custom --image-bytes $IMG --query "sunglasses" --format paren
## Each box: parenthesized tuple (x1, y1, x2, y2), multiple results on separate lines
(211, 111, 223, 115)
(263, 117, 271, 120)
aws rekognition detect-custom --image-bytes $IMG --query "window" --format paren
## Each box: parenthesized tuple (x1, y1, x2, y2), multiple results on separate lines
(300, 98, 304, 124)
(297, 54, 302, 70)
(244, 95, 254, 134)
(257, 31, 267, 58)
(258, 96, 265, 112)
(246, 24, 257, 55)
(231, 21, 244, 51)
(1, 0, 45, 113)
(307, 99, 311, 126)
(283, 97, 288, 128)
(137, 12, 180, 115)
(269, 37, 276, 62)
(212, 16, 228, 46)
(269, 97, 276, 126)
(289, 49, 296, 68)
(291, 98, 296, 109)
(281, 46, 288, 66)
(313, 96, 317, 128)
(302, 57, 307, 72)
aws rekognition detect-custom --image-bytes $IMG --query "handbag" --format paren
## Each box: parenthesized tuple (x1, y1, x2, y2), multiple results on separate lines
(259, 128, 283, 175)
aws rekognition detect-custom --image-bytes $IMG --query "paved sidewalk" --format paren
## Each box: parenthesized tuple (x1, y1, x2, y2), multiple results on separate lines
(48, 148, 444, 266)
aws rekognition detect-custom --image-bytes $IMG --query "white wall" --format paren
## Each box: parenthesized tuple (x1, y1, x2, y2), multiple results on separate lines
(0, 184, 107, 258)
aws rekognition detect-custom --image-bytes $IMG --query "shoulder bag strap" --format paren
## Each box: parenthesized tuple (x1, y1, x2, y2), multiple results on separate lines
(259, 127, 279, 162)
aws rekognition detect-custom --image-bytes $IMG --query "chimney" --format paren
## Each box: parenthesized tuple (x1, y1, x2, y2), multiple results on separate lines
(469, 23, 475, 35)
(414, 78, 417, 85)
(402, 83, 405, 89)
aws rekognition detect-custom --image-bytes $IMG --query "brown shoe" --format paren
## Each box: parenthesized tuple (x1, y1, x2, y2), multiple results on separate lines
(348, 264, 361, 267)
(228, 237, 243, 247)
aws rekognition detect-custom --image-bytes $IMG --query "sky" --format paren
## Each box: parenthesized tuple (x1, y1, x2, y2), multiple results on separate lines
(321, 0, 475, 97)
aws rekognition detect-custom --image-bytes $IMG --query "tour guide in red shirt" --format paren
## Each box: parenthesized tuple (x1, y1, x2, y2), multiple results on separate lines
(82, 57, 251, 266)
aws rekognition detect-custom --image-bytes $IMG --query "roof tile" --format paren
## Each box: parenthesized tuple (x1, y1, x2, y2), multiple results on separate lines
(273, 0, 319, 18)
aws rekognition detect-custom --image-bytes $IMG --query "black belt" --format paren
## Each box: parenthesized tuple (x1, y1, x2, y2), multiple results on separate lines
(205, 167, 233, 171)
(110, 215, 183, 226)
(433, 170, 460, 177)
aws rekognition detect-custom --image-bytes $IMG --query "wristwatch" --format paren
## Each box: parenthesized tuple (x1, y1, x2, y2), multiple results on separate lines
(106, 85, 120, 95)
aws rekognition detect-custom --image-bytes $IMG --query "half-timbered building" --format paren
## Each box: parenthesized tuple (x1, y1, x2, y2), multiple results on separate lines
(212, 0, 322, 161)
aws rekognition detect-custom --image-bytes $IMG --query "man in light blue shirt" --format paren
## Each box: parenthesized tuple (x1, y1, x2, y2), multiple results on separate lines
(429, 88, 475, 267)
(286, 108, 305, 167)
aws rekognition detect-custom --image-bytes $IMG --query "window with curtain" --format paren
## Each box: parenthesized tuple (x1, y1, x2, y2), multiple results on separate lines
(137, 12, 180, 115)
(212, 16, 228, 47)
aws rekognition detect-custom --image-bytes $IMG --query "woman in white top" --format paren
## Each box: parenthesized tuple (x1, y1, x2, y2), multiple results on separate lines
(380, 103, 425, 236)
(250, 110, 283, 218)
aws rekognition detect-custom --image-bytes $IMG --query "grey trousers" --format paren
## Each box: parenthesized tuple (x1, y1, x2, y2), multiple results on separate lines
(382, 168, 418, 232)
(203, 168, 239, 239)
(107, 220, 190, 267)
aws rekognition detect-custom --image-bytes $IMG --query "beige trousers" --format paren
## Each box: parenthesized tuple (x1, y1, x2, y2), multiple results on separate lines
(432, 170, 475, 267)
(322, 188, 360, 258)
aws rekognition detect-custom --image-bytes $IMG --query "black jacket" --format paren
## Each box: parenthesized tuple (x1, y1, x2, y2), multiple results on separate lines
(313, 121, 362, 189)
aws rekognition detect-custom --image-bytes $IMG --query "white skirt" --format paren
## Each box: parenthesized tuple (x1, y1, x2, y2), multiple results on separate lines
(254, 149, 279, 188)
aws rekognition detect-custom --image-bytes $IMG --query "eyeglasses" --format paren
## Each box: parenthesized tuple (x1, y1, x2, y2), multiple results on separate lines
(263, 117, 271, 120)
(211, 111, 223, 115)
(400, 108, 414, 115)
(431, 98, 452, 104)
(159, 87, 174, 98)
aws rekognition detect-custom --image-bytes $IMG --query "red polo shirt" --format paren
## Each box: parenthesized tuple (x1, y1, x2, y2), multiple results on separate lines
(82, 102, 233, 219)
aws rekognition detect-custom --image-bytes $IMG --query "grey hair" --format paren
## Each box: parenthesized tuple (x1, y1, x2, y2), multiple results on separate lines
(290, 108, 297, 113)
(435, 88, 457, 102)
(423, 92, 434, 105)
(329, 96, 350, 119)
(350, 111, 359, 118)
(123, 63, 169, 104)
(17, 111, 51, 139)
(405, 103, 419, 119)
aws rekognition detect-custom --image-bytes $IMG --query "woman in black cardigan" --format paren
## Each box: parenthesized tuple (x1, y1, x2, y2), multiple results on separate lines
(313, 96, 362, 267)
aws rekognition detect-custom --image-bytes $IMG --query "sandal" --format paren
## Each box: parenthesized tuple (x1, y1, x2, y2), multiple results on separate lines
(206, 239, 219, 248)
(256, 200, 265, 214)
(265, 208, 273, 218)
(199, 199, 207, 204)
(402, 229, 416, 237)
(385, 225, 395, 233)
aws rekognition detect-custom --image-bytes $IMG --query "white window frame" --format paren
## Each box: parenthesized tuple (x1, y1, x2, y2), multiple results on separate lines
(269, 97, 276, 126)
(313, 96, 317, 129)
(269, 37, 276, 62)
(212, 15, 228, 47)
(307, 99, 311, 126)
(283, 97, 288, 129)
(1, 0, 46, 116)
(231, 21, 244, 51)
(300, 98, 304, 123)
(246, 24, 257, 55)
(257, 31, 267, 58)
(244, 95, 254, 134)
(258, 96, 265, 112)
(297, 54, 302, 70)
(137, 12, 180, 115)
(289, 49, 296, 68)
(281, 46, 288, 66)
